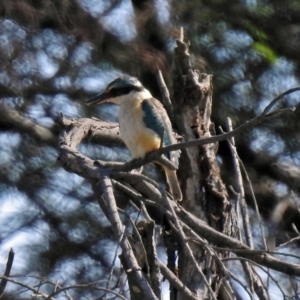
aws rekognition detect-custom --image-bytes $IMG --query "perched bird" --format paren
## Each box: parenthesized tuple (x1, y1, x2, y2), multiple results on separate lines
(86, 76, 182, 201)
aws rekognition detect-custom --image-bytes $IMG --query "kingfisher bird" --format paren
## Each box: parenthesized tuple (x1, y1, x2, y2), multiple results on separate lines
(86, 76, 182, 201)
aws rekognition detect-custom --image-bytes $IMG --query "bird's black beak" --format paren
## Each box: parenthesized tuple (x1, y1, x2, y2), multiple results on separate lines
(86, 91, 111, 106)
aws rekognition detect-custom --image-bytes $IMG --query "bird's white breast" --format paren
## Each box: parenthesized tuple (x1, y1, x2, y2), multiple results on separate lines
(118, 91, 161, 158)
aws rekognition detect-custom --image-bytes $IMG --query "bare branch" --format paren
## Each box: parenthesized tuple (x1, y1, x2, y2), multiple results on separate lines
(93, 176, 159, 300)
(158, 261, 201, 300)
(0, 276, 53, 299)
(161, 191, 217, 299)
(0, 104, 56, 146)
(262, 87, 300, 115)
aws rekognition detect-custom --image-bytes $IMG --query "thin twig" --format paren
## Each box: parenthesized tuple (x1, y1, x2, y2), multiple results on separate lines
(156, 70, 174, 122)
(238, 156, 268, 249)
(277, 236, 300, 249)
(222, 257, 287, 299)
(262, 87, 300, 115)
(184, 223, 252, 299)
(0, 248, 14, 298)
(158, 261, 201, 300)
(0, 276, 53, 299)
(161, 190, 217, 300)
(95, 176, 158, 300)
(45, 281, 129, 300)
(214, 247, 300, 261)
(226, 118, 253, 249)
(109, 106, 296, 174)
(118, 209, 150, 275)
(105, 224, 126, 295)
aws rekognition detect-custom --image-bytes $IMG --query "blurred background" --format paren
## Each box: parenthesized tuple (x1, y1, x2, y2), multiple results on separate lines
(1, 0, 300, 299)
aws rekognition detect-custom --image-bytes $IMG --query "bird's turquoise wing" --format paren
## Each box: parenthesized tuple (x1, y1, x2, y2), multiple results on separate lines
(141, 98, 173, 160)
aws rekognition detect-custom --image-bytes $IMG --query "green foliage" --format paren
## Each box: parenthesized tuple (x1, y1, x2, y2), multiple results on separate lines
(253, 42, 278, 63)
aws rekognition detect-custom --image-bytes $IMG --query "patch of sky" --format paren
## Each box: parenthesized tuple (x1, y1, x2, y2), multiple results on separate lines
(250, 127, 285, 156)
(243, 47, 262, 65)
(26, 101, 55, 127)
(227, 259, 249, 296)
(50, 94, 81, 118)
(242, 0, 257, 8)
(219, 80, 254, 111)
(78, 0, 111, 18)
(12, 53, 37, 77)
(0, 132, 21, 165)
(223, 30, 253, 49)
(101, 0, 136, 42)
(75, 65, 123, 93)
(212, 46, 239, 64)
(81, 259, 107, 284)
(0, 97, 24, 108)
(196, 33, 213, 47)
(0, 213, 38, 243)
(32, 30, 72, 79)
(85, 202, 111, 225)
(26, 103, 46, 119)
(0, 19, 26, 56)
(53, 76, 72, 90)
(80, 143, 130, 162)
(0, 189, 42, 266)
(45, 43, 68, 60)
(32, 28, 74, 50)
(31, 33, 43, 49)
(0, 187, 37, 217)
(250, 208, 269, 249)
(96, 239, 121, 267)
(278, 154, 300, 167)
(165, 36, 177, 52)
(36, 50, 59, 79)
(0, 19, 26, 39)
(8, 78, 33, 94)
(91, 102, 119, 122)
(27, 155, 45, 170)
(38, 146, 57, 164)
(50, 255, 105, 289)
(37, 188, 81, 217)
(0, 230, 46, 273)
(154, 0, 170, 24)
(71, 180, 93, 199)
(0, 70, 11, 87)
(276, 243, 300, 264)
(198, 29, 255, 68)
(256, 266, 296, 299)
(143, 163, 163, 182)
(48, 257, 89, 285)
(207, 31, 253, 64)
(32, 93, 81, 124)
(66, 223, 92, 243)
(6, 161, 26, 183)
(78, 255, 104, 278)
(256, 57, 300, 113)
(21, 78, 33, 89)
(49, 167, 85, 194)
(216, 155, 223, 166)
(34, 94, 53, 107)
(223, 61, 250, 82)
(231, 277, 252, 300)
(36, 116, 55, 127)
(71, 42, 93, 67)
(273, 181, 288, 197)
